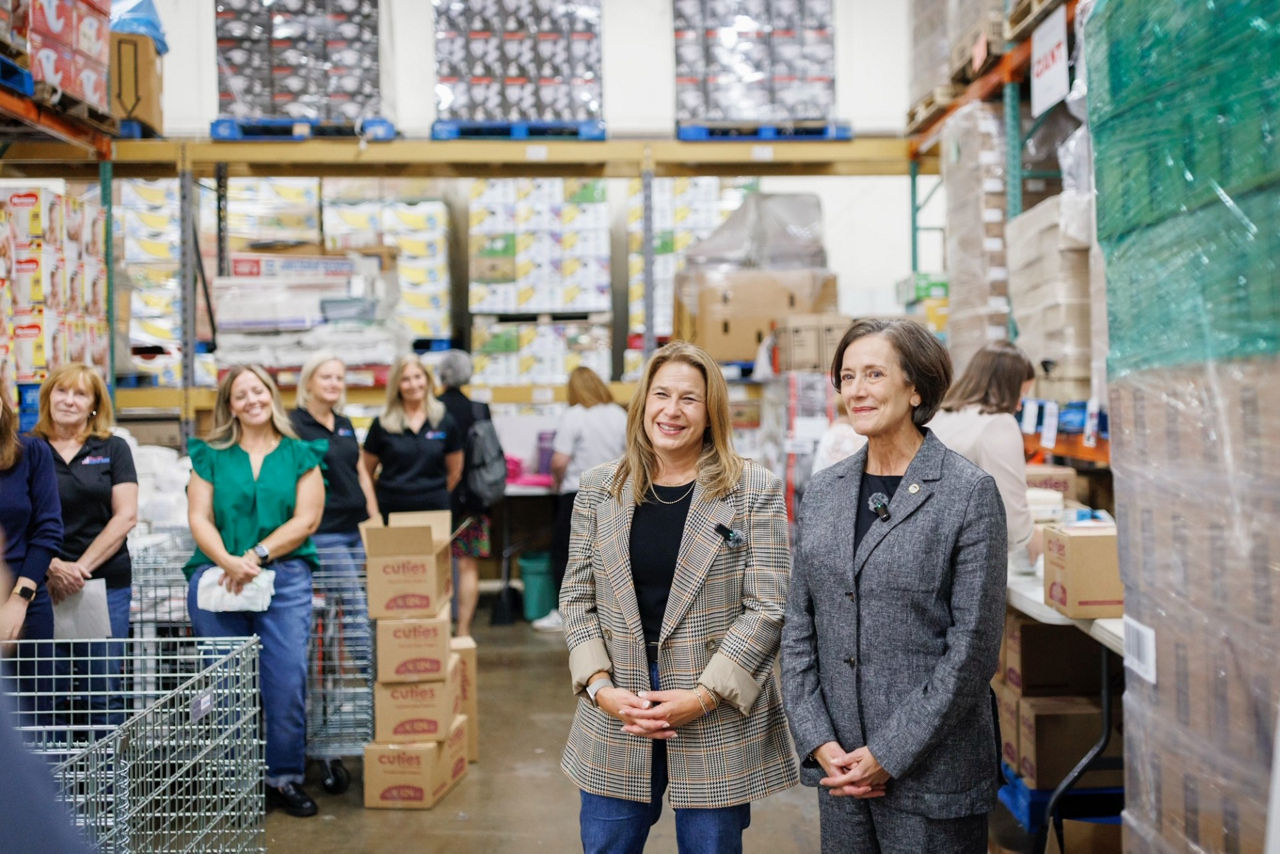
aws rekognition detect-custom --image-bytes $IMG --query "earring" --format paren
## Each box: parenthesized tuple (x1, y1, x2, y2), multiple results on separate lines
(90, 410, 97, 417)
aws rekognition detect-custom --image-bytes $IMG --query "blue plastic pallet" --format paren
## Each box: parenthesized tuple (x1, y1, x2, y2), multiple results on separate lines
(412, 338, 453, 353)
(430, 119, 606, 141)
(0, 54, 33, 98)
(210, 116, 396, 141)
(997, 762, 1123, 834)
(117, 119, 161, 139)
(676, 120, 852, 142)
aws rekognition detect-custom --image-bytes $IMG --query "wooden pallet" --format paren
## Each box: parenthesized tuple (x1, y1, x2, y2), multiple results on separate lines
(33, 82, 118, 135)
(907, 84, 965, 134)
(1005, 0, 1066, 44)
(950, 15, 1006, 84)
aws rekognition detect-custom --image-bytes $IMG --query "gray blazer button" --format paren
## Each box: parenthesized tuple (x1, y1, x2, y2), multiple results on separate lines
(847, 656, 857, 667)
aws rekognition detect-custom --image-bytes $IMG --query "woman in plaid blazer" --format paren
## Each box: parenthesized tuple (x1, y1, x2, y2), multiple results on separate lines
(560, 342, 798, 854)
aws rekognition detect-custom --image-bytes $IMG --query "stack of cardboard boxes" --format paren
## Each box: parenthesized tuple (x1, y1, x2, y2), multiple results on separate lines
(361, 511, 479, 810)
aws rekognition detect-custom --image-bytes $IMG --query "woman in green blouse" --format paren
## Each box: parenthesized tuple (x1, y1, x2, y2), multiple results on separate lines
(184, 365, 326, 818)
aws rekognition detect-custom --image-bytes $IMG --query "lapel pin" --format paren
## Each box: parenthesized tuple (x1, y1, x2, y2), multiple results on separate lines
(714, 523, 745, 548)
(908, 484, 920, 494)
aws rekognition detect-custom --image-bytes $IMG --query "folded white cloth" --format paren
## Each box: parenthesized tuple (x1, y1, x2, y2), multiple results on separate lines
(197, 568, 276, 612)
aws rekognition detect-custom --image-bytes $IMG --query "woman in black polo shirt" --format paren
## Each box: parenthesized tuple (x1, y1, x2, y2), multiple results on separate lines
(33, 364, 138, 726)
(361, 355, 463, 522)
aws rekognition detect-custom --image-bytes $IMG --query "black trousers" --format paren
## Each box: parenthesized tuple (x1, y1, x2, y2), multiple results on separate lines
(551, 491, 576, 598)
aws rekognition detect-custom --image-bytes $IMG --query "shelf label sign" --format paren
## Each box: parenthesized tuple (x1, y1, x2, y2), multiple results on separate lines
(1039, 400, 1060, 450)
(1031, 4, 1069, 118)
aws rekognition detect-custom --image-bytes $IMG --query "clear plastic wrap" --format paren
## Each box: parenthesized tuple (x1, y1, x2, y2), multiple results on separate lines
(1091, 5, 1280, 848)
(433, 0, 602, 123)
(683, 191, 826, 270)
(216, 0, 381, 124)
(909, 0, 950, 108)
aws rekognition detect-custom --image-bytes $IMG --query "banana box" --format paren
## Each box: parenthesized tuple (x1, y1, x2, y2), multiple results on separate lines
(119, 179, 177, 210)
(397, 257, 449, 287)
(120, 207, 180, 240)
(515, 201, 560, 232)
(383, 201, 448, 235)
(323, 203, 380, 238)
(124, 233, 180, 264)
(389, 232, 448, 261)
(517, 177, 562, 205)
(468, 281, 516, 313)
(396, 311, 450, 340)
(560, 229, 609, 258)
(469, 178, 517, 207)
(397, 281, 449, 313)
(561, 202, 609, 231)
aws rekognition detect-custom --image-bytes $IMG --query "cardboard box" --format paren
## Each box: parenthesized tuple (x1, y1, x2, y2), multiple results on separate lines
(775, 313, 850, 372)
(1043, 523, 1123, 619)
(1018, 695, 1123, 789)
(363, 714, 469, 809)
(450, 636, 479, 762)
(376, 605, 452, 684)
(110, 32, 164, 133)
(374, 653, 461, 743)
(994, 678, 1020, 771)
(674, 269, 838, 362)
(1004, 612, 1102, 696)
(361, 511, 453, 620)
(1025, 463, 1077, 497)
(1045, 819, 1122, 854)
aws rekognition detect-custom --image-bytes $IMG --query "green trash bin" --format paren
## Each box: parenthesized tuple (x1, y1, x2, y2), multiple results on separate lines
(518, 551, 556, 622)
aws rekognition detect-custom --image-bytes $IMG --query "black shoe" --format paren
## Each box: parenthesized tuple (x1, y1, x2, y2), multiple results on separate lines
(266, 782, 318, 817)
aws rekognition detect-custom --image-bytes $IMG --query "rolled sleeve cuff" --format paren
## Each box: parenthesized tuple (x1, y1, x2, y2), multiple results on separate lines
(699, 651, 762, 715)
(569, 638, 613, 696)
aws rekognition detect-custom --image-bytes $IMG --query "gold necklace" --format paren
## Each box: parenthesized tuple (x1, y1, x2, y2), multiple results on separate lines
(648, 481, 696, 505)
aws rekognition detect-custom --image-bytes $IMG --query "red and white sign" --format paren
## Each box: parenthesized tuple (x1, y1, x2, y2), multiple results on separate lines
(1030, 4, 1069, 118)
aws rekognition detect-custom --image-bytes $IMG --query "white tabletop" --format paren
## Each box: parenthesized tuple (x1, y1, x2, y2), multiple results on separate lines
(1005, 567, 1124, 656)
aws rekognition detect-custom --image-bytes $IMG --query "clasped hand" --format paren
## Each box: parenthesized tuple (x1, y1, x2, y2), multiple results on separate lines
(46, 558, 93, 604)
(814, 742, 890, 799)
(596, 686, 710, 740)
(220, 552, 263, 594)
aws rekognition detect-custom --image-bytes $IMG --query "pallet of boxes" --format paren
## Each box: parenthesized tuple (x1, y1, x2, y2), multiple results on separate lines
(361, 511, 479, 810)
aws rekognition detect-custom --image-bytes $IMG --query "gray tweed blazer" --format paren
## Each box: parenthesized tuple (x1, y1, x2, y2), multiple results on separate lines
(781, 429, 1007, 819)
(560, 458, 799, 808)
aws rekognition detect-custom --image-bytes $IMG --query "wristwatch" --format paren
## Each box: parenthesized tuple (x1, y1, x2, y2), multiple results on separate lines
(585, 676, 614, 706)
(11, 585, 35, 602)
(253, 543, 270, 563)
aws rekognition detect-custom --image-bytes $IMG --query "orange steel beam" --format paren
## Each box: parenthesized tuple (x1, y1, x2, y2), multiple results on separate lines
(0, 85, 112, 158)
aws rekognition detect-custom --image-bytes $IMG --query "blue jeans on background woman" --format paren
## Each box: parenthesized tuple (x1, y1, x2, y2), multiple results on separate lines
(579, 661, 752, 854)
(186, 558, 313, 787)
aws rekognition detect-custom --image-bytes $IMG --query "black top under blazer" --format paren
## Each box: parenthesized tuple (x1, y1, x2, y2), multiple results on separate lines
(782, 429, 1008, 819)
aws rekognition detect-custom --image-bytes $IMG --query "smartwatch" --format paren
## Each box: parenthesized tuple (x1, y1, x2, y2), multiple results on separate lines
(585, 676, 614, 706)
(253, 543, 270, 563)
(11, 585, 36, 602)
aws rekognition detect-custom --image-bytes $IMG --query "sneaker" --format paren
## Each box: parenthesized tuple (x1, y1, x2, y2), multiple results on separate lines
(266, 782, 318, 818)
(531, 609, 564, 632)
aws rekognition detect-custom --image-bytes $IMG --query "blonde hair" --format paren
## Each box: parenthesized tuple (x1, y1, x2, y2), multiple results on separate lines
(380, 354, 445, 433)
(206, 365, 298, 449)
(296, 352, 346, 413)
(32, 364, 114, 441)
(567, 365, 614, 408)
(0, 379, 19, 470)
(613, 341, 742, 505)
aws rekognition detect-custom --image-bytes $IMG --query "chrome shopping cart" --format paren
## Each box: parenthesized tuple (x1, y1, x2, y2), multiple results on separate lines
(128, 535, 373, 795)
(5, 636, 264, 853)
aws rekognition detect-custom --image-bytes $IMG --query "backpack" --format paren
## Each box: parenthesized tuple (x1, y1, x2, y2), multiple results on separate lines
(460, 401, 507, 512)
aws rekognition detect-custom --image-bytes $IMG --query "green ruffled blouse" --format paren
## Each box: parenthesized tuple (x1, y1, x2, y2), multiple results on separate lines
(182, 436, 328, 579)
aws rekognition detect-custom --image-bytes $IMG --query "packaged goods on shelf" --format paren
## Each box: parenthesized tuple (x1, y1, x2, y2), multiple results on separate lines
(468, 178, 609, 316)
(1088, 5, 1280, 847)
(432, 0, 601, 123)
(945, 0, 1002, 79)
(673, 0, 837, 122)
(909, 0, 951, 108)
(470, 316, 610, 388)
(25, 0, 111, 113)
(216, 0, 381, 123)
(1006, 195, 1092, 381)
(758, 371, 841, 524)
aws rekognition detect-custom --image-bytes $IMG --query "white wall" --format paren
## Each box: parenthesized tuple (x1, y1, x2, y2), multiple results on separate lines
(152, 0, 941, 306)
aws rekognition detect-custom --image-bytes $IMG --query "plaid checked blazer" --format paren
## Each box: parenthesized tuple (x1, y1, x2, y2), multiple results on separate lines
(560, 458, 799, 808)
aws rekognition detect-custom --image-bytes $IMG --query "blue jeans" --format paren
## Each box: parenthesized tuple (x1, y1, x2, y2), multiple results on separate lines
(579, 662, 751, 854)
(50, 584, 133, 729)
(187, 559, 312, 787)
(311, 531, 368, 622)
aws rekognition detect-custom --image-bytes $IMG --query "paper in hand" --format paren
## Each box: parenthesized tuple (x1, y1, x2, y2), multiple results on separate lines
(53, 578, 113, 639)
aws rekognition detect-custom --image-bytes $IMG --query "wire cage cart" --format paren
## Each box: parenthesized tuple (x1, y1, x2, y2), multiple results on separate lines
(128, 532, 373, 794)
(5, 636, 264, 853)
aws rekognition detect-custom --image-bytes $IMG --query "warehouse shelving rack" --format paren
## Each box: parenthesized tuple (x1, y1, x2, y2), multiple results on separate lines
(1, 136, 936, 434)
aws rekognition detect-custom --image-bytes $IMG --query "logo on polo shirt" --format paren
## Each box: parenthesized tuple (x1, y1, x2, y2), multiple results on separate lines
(337, 428, 355, 437)
(81, 456, 110, 465)
(425, 430, 447, 440)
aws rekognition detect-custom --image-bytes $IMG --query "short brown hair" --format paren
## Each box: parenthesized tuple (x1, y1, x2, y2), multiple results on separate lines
(829, 318, 952, 428)
(566, 366, 614, 408)
(32, 364, 115, 441)
(941, 340, 1035, 416)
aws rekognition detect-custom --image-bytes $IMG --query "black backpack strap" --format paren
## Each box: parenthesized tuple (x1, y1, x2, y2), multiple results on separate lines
(471, 400, 490, 422)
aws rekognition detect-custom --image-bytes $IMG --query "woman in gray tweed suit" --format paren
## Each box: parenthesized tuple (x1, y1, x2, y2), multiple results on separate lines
(782, 319, 1008, 853)
(560, 341, 797, 854)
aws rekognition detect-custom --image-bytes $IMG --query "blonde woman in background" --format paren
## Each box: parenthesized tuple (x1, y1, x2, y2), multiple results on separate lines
(532, 366, 626, 633)
(361, 355, 464, 522)
(33, 364, 138, 727)
(184, 365, 327, 818)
